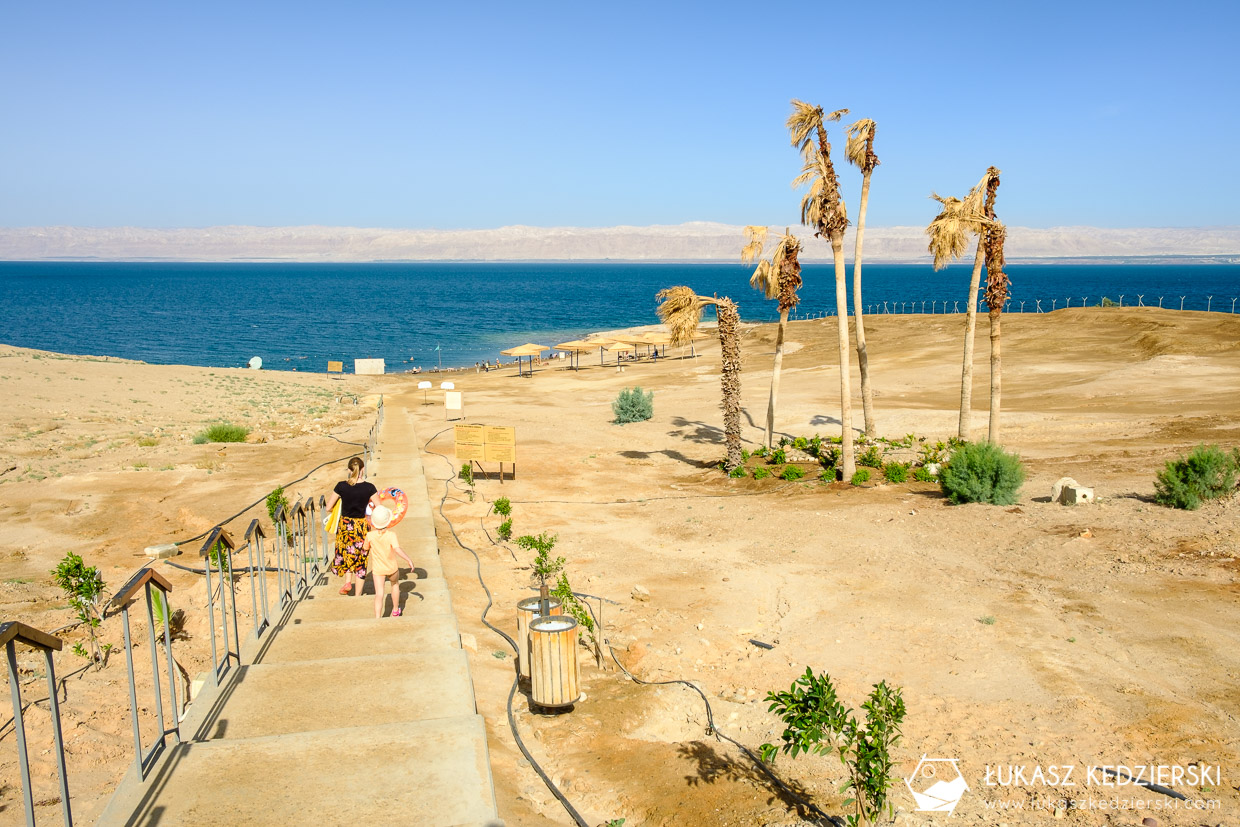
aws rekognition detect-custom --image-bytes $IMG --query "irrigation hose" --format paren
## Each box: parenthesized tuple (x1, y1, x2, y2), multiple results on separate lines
(423, 426, 835, 826)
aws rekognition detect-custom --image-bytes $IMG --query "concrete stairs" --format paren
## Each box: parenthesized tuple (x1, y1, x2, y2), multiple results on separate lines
(99, 393, 500, 826)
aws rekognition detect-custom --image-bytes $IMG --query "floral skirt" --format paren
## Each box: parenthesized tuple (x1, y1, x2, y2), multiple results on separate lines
(332, 516, 368, 577)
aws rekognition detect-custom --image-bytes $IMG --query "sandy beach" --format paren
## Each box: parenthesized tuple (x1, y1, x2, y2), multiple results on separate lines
(3, 307, 1239, 826)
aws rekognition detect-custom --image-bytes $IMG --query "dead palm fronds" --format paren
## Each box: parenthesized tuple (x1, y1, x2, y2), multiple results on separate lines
(844, 117, 880, 436)
(926, 166, 1001, 439)
(787, 99, 856, 479)
(744, 227, 804, 448)
(981, 170, 1009, 444)
(656, 286, 744, 471)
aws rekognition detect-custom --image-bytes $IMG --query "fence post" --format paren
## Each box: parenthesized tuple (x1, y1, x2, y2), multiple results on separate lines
(3, 622, 72, 827)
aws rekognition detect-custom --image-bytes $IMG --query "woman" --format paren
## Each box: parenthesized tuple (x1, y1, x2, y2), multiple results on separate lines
(324, 456, 379, 595)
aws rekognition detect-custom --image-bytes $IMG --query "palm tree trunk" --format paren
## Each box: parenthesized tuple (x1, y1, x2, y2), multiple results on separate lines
(717, 300, 744, 471)
(958, 238, 984, 439)
(765, 308, 788, 449)
(853, 170, 875, 437)
(831, 235, 856, 479)
(988, 305, 1001, 443)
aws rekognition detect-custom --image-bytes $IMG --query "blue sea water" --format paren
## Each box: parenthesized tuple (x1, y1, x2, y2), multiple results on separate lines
(0, 261, 1237, 371)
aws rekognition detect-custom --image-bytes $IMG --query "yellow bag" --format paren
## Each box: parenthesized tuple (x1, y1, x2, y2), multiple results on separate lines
(323, 499, 342, 536)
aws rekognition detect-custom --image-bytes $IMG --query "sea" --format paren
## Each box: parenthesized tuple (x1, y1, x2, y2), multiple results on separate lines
(1, 261, 1237, 372)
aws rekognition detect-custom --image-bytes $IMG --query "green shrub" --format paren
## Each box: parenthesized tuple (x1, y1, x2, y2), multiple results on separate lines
(939, 441, 1025, 505)
(196, 422, 249, 443)
(753, 445, 769, 458)
(858, 445, 884, 468)
(612, 386, 654, 424)
(729, 465, 747, 478)
(819, 446, 840, 469)
(741, 449, 751, 461)
(136, 435, 159, 447)
(51, 552, 106, 665)
(460, 463, 474, 485)
(912, 466, 935, 483)
(751, 466, 771, 480)
(781, 465, 806, 481)
(493, 497, 512, 517)
(883, 461, 909, 483)
(498, 519, 513, 541)
(792, 436, 808, 450)
(1153, 444, 1238, 510)
(818, 469, 835, 482)
(851, 469, 870, 486)
(266, 486, 289, 522)
(770, 448, 787, 465)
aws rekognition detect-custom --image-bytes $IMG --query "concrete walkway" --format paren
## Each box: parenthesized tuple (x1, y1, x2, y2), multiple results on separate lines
(99, 392, 500, 826)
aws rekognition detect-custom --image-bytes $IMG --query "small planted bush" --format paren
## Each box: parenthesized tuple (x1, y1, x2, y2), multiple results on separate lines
(751, 466, 771, 480)
(857, 445, 884, 469)
(818, 468, 836, 482)
(612, 386, 654, 424)
(196, 422, 249, 443)
(497, 519, 513, 541)
(266, 485, 289, 522)
(851, 468, 871, 486)
(770, 448, 788, 465)
(493, 497, 512, 517)
(882, 461, 909, 483)
(753, 446, 769, 458)
(912, 466, 935, 483)
(939, 441, 1025, 505)
(780, 465, 806, 481)
(1154, 444, 1238, 510)
(52, 553, 107, 666)
(728, 465, 747, 478)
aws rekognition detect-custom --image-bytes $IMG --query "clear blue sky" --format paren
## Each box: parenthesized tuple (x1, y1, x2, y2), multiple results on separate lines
(2, 0, 1236, 230)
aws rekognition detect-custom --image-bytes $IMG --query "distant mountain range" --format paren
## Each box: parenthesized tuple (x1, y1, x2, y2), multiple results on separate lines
(2, 222, 1238, 263)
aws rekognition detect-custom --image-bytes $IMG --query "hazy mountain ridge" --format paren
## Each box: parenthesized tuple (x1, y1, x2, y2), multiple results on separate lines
(3, 223, 1238, 262)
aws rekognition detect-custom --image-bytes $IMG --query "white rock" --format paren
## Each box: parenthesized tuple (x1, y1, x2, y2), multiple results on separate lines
(1061, 485, 1095, 505)
(1051, 476, 1078, 502)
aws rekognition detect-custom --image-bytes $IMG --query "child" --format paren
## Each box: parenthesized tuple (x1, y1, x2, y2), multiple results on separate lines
(362, 504, 414, 618)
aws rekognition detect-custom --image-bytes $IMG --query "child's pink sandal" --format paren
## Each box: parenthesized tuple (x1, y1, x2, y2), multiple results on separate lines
(391, 608, 402, 617)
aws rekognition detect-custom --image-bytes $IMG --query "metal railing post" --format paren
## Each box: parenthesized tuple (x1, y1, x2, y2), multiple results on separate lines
(198, 528, 239, 684)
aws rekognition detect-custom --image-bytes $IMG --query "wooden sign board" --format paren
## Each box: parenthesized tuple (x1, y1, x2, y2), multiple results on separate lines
(484, 426, 515, 445)
(327, 361, 343, 373)
(456, 442, 485, 461)
(445, 391, 463, 411)
(484, 443, 516, 462)
(454, 425, 484, 444)
(354, 358, 385, 375)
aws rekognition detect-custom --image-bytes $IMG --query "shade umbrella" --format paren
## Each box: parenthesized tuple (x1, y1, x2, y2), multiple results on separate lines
(642, 331, 674, 359)
(604, 341, 637, 366)
(500, 343, 550, 377)
(554, 340, 597, 371)
(585, 337, 618, 365)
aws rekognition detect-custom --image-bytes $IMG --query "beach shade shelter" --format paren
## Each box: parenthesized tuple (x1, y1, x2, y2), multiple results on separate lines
(553, 340, 597, 371)
(584, 338, 617, 365)
(417, 380, 432, 405)
(500, 343, 550, 377)
(604, 342, 637, 365)
(642, 331, 674, 358)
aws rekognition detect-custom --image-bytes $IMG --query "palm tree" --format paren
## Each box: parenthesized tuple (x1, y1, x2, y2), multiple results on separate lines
(845, 118, 879, 436)
(656, 286, 744, 472)
(980, 172, 1008, 443)
(925, 166, 1000, 440)
(742, 225, 803, 449)
(788, 100, 856, 480)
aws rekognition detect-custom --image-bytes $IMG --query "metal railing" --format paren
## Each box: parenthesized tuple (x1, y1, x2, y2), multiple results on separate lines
(240, 519, 272, 642)
(198, 528, 241, 687)
(2, 621, 72, 826)
(272, 504, 296, 610)
(108, 567, 180, 781)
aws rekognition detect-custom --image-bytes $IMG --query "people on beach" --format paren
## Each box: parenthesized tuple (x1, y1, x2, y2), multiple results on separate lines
(324, 456, 378, 595)
(363, 504, 415, 618)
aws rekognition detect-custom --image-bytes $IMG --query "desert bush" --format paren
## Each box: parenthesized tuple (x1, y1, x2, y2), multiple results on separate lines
(819, 469, 835, 482)
(883, 461, 909, 483)
(851, 469, 870, 486)
(912, 466, 935, 483)
(857, 444, 884, 468)
(781, 465, 806, 481)
(752, 466, 771, 480)
(136, 435, 159, 447)
(498, 519, 513, 541)
(728, 465, 747, 478)
(612, 386, 654, 424)
(819, 446, 840, 470)
(52, 553, 106, 666)
(939, 441, 1025, 505)
(770, 448, 788, 465)
(196, 422, 249, 443)
(1153, 444, 1238, 510)
(493, 497, 512, 517)
(266, 485, 289, 522)
(753, 445, 769, 458)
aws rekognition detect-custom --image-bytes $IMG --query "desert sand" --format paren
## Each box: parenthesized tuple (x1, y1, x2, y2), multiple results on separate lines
(2, 306, 1238, 826)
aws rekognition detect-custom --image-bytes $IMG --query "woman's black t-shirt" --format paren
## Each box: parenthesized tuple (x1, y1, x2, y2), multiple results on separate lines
(334, 480, 378, 518)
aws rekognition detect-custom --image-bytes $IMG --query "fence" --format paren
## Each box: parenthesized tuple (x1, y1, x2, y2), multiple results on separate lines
(780, 294, 1240, 321)
(2, 397, 383, 819)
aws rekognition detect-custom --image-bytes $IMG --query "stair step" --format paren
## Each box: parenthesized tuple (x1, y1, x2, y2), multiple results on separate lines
(291, 582, 454, 622)
(106, 717, 499, 826)
(261, 614, 461, 663)
(193, 652, 478, 740)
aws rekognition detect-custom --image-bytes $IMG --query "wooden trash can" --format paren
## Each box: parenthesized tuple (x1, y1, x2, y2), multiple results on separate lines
(529, 615, 581, 708)
(516, 596, 561, 679)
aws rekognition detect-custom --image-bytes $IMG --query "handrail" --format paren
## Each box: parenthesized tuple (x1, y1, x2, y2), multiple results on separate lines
(110, 568, 175, 609)
(4, 621, 72, 825)
(197, 526, 237, 555)
(198, 527, 240, 686)
(272, 503, 287, 524)
(240, 519, 271, 641)
(244, 519, 267, 542)
(0, 620, 64, 652)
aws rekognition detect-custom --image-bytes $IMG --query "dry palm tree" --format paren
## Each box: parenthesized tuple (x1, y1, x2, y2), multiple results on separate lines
(845, 118, 879, 436)
(788, 99, 856, 480)
(981, 172, 1009, 443)
(925, 166, 1000, 440)
(656, 286, 744, 471)
(743, 225, 803, 449)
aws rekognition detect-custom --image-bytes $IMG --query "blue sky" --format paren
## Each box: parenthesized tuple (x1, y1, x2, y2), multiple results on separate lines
(2, 0, 1237, 230)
